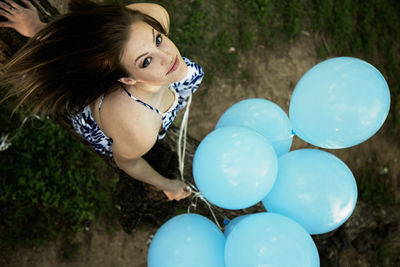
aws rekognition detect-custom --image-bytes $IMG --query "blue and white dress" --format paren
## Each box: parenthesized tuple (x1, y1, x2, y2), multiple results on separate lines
(70, 57, 204, 157)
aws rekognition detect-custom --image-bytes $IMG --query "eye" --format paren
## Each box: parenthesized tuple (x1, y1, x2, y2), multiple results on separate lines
(142, 57, 151, 68)
(156, 34, 162, 46)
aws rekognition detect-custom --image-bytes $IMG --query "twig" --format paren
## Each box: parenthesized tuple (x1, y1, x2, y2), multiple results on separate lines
(321, 34, 330, 53)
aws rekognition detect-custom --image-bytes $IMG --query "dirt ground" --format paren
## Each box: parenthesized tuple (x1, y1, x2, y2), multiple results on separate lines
(3, 0, 399, 266)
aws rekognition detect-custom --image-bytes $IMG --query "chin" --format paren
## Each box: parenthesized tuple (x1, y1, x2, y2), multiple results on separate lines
(176, 63, 188, 81)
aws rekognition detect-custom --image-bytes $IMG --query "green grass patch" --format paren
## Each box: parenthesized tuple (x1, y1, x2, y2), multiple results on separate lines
(358, 174, 394, 205)
(0, 102, 117, 249)
(356, 156, 394, 205)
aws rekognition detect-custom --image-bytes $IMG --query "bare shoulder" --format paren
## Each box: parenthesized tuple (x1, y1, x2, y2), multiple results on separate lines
(126, 3, 170, 34)
(100, 91, 159, 159)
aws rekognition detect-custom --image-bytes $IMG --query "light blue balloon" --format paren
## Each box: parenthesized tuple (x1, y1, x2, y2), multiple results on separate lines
(147, 213, 225, 267)
(216, 98, 293, 156)
(193, 126, 278, 209)
(262, 149, 358, 234)
(225, 212, 320, 267)
(289, 57, 390, 148)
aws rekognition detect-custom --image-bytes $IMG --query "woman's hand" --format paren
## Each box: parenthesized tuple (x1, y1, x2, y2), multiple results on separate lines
(163, 179, 192, 201)
(0, 0, 46, 37)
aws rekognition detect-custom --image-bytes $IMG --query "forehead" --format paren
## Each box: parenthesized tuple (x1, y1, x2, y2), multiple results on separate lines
(121, 21, 154, 65)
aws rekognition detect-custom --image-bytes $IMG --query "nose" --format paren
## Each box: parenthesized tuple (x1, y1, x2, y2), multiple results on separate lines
(158, 49, 173, 66)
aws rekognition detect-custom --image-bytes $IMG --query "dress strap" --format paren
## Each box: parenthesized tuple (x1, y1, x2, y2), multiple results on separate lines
(120, 83, 163, 116)
(98, 94, 105, 111)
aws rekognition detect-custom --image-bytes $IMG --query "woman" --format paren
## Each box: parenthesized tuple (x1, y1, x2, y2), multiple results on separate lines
(1, 0, 204, 201)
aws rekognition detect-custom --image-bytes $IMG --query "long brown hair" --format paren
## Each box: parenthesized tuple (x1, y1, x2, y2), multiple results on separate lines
(2, 0, 166, 117)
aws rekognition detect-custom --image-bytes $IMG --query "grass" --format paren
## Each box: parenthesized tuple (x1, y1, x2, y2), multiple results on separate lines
(357, 155, 395, 205)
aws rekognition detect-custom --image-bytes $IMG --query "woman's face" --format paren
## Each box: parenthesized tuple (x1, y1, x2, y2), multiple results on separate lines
(120, 21, 187, 86)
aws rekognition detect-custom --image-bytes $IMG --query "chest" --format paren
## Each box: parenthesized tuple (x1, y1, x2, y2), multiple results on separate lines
(90, 86, 177, 136)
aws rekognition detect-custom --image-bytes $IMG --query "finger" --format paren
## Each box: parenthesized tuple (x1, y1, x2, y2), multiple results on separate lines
(185, 188, 192, 196)
(183, 192, 191, 199)
(3, 0, 19, 9)
(0, 2, 12, 14)
(179, 191, 191, 200)
(0, 21, 13, 28)
(183, 185, 191, 193)
(0, 8, 11, 18)
(21, 0, 35, 10)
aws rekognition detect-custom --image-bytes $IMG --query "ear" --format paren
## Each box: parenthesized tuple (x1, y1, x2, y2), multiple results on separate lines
(118, 77, 137, 85)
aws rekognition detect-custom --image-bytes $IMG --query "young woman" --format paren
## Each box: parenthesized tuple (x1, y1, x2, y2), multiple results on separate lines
(1, 0, 204, 201)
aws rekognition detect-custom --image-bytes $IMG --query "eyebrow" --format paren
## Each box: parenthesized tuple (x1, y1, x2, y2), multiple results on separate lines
(134, 29, 156, 66)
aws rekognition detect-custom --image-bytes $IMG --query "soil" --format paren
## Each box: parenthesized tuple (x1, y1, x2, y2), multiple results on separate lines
(3, 1, 399, 266)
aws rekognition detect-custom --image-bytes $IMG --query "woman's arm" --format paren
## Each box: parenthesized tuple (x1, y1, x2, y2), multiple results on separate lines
(112, 132, 191, 201)
(0, 0, 45, 37)
(104, 89, 191, 201)
(114, 155, 190, 201)
(0, 1, 170, 37)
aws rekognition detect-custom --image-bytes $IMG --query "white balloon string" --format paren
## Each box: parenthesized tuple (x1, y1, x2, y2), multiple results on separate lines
(177, 95, 192, 182)
(176, 95, 227, 230)
(186, 182, 222, 229)
(0, 134, 11, 151)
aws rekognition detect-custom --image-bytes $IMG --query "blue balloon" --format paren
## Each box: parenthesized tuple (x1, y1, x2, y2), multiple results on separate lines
(289, 57, 390, 148)
(225, 212, 320, 267)
(262, 149, 357, 234)
(216, 98, 293, 156)
(193, 126, 278, 209)
(147, 213, 225, 267)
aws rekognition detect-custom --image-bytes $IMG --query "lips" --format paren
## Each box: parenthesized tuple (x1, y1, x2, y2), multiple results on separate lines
(167, 56, 179, 75)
